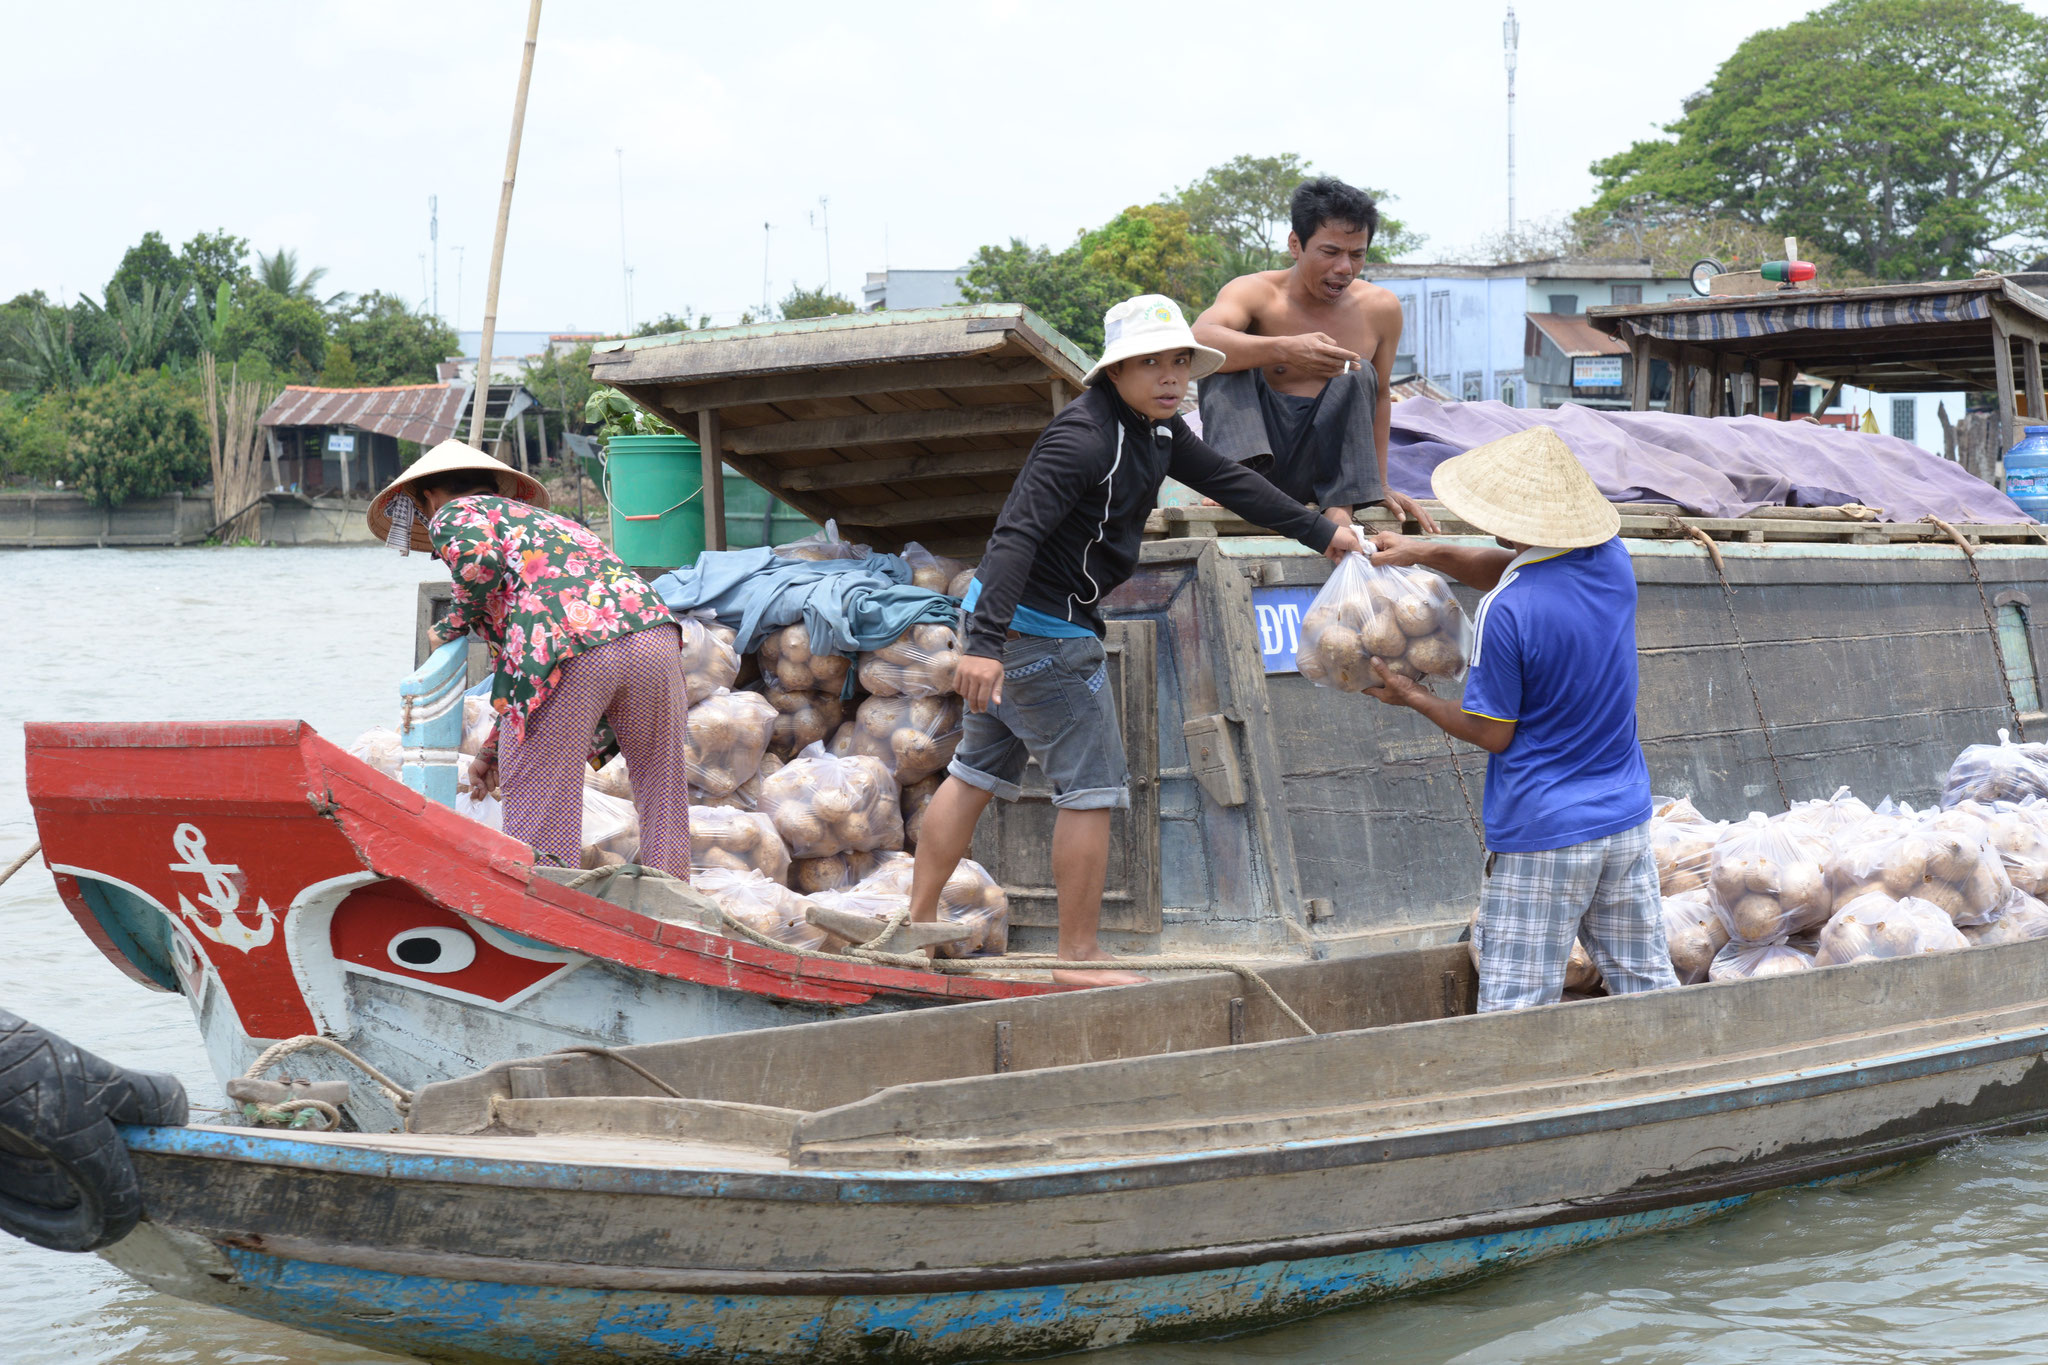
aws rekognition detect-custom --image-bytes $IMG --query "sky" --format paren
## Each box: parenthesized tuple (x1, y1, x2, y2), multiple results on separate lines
(5, 0, 2045, 337)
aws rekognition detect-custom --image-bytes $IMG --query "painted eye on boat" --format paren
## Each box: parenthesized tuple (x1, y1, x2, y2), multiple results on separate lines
(384, 927, 477, 974)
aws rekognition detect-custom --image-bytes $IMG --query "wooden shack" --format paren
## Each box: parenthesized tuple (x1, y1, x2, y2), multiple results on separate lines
(1587, 276, 2048, 452)
(579, 307, 2048, 960)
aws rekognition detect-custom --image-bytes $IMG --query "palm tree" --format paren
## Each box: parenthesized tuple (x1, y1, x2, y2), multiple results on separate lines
(0, 305, 86, 391)
(255, 247, 333, 303)
(85, 279, 186, 377)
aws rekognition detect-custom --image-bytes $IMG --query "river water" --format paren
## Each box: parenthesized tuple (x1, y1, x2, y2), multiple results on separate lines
(4, 546, 2048, 1364)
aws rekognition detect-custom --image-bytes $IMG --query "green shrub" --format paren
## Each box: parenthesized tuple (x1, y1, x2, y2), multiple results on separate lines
(66, 370, 209, 507)
(0, 390, 73, 485)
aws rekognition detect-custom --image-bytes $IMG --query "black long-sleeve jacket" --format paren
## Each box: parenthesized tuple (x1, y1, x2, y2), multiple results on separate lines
(965, 382, 1336, 659)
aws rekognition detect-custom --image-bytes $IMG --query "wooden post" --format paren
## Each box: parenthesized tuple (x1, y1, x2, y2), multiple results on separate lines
(1628, 338, 1651, 411)
(1776, 362, 1798, 421)
(265, 427, 284, 491)
(514, 411, 529, 473)
(1991, 314, 2020, 453)
(1050, 377, 1069, 416)
(1708, 352, 1728, 418)
(2022, 335, 2046, 429)
(468, 0, 543, 448)
(698, 408, 725, 552)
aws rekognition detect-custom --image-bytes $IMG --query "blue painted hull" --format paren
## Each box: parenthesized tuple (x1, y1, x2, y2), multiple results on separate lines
(118, 1195, 1751, 1364)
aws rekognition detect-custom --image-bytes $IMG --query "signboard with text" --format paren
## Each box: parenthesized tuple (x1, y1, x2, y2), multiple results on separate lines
(325, 432, 357, 454)
(1572, 356, 1625, 389)
(1250, 584, 1318, 673)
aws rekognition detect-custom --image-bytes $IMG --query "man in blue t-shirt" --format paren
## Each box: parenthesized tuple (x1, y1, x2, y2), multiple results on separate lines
(1362, 426, 1678, 1011)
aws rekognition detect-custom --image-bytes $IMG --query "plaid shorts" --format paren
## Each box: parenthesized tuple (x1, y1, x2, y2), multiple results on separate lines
(1472, 819, 1678, 1013)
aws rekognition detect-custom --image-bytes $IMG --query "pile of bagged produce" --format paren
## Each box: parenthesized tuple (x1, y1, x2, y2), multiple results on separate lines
(1606, 730, 2048, 992)
(346, 535, 1008, 959)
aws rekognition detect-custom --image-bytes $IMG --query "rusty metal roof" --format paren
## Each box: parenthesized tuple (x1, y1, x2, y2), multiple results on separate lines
(1526, 312, 1630, 358)
(259, 383, 538, 444)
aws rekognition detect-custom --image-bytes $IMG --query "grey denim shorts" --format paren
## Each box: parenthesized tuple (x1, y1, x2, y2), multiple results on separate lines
(947, 633, 1130, 810)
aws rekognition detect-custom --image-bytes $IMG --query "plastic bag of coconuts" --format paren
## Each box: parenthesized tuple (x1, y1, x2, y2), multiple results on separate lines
(683, 689, 778, 798)
(1662, 889, 1727, 985)
(347, 727, 404, 779)
(900, 542, 973, 594)
(756, 741, 904, 858)
(901, 773, 943, 849)
(789, 849, 890, 896)
(676, 615, 740, 703)
(853, 853, 1010, 957)
(693, 752, 782, 812)
(1707, 939, 1814, 981)
(773, 519, 868, 562)
(1812, 892, 1968, 966)
(1296, 552, 1470, 692)
(842, 694, 963, 784)
(687, 805, 791, 884)
(1781, 785, 1875, 843)
(1966, 889, 2048, 945)
(693, 867, 837, 952)
(1941, 729, 2048, 808)
(756, 623, 853, 697)
(858, 623, 961, 698)
(1650, 797, 1720, 896)
(1826, 811, 2013, 927)
(946, 565, 979, 599)
(1985, 799, 2048, 898)
(763, 684, 844, 760)
(1708, 813, 1833, 944)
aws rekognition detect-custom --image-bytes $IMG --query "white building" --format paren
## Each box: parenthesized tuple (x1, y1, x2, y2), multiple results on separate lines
(1365, 259, 1695, 408)
(863, 268, 968, 311)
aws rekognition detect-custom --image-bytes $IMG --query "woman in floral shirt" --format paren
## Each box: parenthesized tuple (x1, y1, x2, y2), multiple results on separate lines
(369, 441, 689, 876)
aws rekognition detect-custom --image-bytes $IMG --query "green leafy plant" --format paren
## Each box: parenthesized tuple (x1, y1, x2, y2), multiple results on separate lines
(582, 386, 673, 438)
(66, 370, 209, 508)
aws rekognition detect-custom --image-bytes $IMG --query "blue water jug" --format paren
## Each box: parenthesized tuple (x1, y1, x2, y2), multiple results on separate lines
(2007, 426, 2048, 522)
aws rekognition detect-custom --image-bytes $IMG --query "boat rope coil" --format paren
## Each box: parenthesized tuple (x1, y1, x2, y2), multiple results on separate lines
(1926, 515, 2028, 742)
(1669, 518, 1790, 810)
(242, 1036, 417, 1117)
(235, 1097, 344, 1131)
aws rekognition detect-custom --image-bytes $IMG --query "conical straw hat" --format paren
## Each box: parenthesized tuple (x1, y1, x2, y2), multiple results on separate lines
(367, 438, 549, 552)
(1429, 425, 1619, 549)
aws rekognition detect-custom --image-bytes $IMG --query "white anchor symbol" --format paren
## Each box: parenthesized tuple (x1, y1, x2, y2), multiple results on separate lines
(168, 823, 275, 953)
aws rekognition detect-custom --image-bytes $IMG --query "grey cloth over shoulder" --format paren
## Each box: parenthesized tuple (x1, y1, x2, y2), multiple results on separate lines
(1199, 365, 1384, 511)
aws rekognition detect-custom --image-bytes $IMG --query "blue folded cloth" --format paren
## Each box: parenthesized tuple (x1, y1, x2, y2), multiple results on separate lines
(650, 547, 955, 659)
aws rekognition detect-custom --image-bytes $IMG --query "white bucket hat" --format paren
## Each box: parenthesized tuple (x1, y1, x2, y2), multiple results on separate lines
(1429, 425, 1620, 549)
(1081, 295, 1226, 387)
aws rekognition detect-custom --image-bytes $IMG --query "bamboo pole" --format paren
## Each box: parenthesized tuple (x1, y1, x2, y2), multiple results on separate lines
(469, 0, 543, 448)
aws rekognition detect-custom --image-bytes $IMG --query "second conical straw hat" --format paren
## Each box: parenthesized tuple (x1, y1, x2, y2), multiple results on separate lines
(1429, 425, 1619, 549)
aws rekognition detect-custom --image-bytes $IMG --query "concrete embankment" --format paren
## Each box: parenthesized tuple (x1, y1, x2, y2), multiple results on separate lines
(0, 491, 606, 548)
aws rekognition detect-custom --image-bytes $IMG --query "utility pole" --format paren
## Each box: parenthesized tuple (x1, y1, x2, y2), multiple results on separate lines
(429, 193, 439, 320)
(1504, 6, 1520, 237)
(615, 147, 630, 333)
(762, 222, 773, 317)
(471, 0, 543, 447)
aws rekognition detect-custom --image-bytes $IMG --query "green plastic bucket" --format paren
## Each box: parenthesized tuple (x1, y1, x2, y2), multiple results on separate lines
(721, 471, 818, 549)
(603, 434, 704, 567)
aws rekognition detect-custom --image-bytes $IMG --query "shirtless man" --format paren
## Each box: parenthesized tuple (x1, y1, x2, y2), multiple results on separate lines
(1193, 176, 1439, 533)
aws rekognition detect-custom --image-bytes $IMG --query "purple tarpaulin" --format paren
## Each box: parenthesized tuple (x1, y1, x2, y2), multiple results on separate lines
(1388, 400, 2029, 524)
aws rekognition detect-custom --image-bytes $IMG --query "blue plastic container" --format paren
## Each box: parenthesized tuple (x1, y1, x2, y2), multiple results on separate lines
(2006, 426, 2048, 523)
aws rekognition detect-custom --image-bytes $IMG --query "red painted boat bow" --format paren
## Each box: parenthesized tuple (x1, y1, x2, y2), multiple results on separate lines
(25, 721, 1058, 1019)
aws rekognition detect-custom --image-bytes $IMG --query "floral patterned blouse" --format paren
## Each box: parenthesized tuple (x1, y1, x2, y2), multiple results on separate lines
(429, 495, 674, 747)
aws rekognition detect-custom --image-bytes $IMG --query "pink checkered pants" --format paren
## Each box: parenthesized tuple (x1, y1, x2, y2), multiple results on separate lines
(500, 624, 691, 876)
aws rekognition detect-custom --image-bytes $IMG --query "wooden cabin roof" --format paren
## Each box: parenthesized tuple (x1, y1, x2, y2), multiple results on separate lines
(588, 306, 1089, 556)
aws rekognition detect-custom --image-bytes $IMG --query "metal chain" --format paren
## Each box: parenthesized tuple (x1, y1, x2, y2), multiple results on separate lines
(1440, 732, 1486, 848)
(1670, 519, 1790, 810)
(1926, 516, 2027, 742)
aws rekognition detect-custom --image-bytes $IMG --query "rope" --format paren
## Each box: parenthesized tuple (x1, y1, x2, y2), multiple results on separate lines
(547, 1045, 685, 1098)
(604, 463, 704, 523)
(1926, 516, 2027, 742)
(0, 841, 42, 891)
(1670, 518, 1789, 809)
(243, 1035, 417, 1115)
(1439, 732, 1485, 848)
(236, 1097, 341, 1131)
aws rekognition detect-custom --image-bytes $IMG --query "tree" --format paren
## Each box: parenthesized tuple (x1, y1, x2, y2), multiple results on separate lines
(0, 296, 85, 392)
(1587, 0, 2048, 280)
(66, 370, 209, 507)
(179, 230, 250, 310)
(0, 388, 72, 483)
(635, 312, 708, 336)
(1166, 154, 1425, 267)
(255, 246, 334, 303)
(1463, 208, 1872, 285)
(328, 291, 457, 385)
(778, 285, 857, 319)
(959, 237, 1128, 351)
(1079, 205, 1211, 315)
(529, 341, 598, 441)
(83, 281, 186, 377)
(106, 231, 188, 313)
(319, 341, 361, 387)
(218, 286, 327, 380)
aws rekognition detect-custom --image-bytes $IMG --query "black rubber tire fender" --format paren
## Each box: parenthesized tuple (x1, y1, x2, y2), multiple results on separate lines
(0, 1010, 187, 1253)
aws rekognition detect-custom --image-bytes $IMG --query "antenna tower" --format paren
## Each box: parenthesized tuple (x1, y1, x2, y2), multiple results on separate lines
(1504, 6, 1520, 235)
(429, 194, 439, 319)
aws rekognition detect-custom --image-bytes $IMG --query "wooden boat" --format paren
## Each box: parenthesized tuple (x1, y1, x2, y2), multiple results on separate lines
(28, 305, 2048, 1130)
(75, 933, 2048, 1363)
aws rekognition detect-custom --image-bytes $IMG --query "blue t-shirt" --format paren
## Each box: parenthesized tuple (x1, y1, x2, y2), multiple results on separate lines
(1459, 539, 1652, 852)
(959, 578, 1095, 640)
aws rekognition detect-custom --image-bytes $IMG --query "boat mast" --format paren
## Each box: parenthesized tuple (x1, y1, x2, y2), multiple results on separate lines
(470, 0, 543, 448)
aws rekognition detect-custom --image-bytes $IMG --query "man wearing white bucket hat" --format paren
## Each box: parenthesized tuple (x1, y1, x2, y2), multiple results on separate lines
(1361, 426, 1678, 1011)
(909, 294, 1367, 985)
